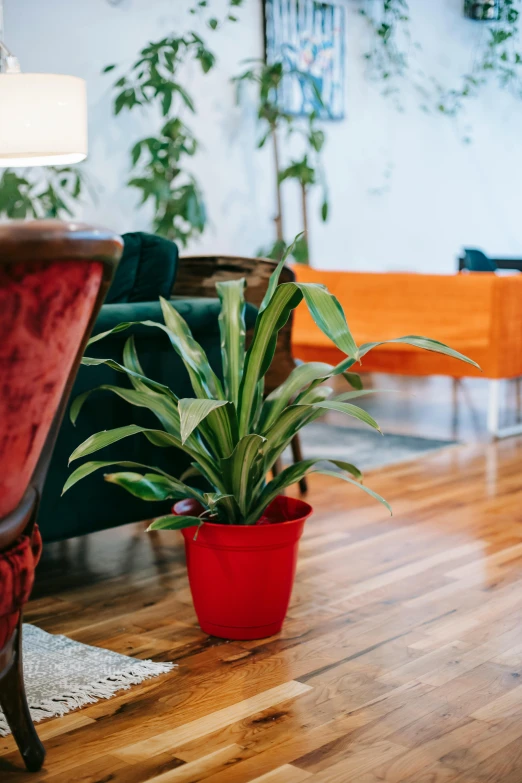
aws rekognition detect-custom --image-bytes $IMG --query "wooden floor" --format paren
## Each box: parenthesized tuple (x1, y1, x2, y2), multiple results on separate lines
(3, 431, 522, 781)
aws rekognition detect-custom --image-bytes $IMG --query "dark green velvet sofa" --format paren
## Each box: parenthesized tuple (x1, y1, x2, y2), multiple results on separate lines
(38, 232, 255, 543)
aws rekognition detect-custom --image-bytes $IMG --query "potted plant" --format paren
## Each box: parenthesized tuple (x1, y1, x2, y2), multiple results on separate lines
(63, 248, 478, 640)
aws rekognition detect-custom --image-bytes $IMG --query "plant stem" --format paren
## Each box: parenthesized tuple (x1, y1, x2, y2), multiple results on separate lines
(271, 123, 284, 243)
(300, 182, 310, 265)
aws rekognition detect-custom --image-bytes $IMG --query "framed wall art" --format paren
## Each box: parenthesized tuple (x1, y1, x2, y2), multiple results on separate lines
(264, 0, 346, 120)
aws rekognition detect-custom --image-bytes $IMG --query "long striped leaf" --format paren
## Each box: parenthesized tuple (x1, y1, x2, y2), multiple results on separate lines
(216, 278, 246, 405)
(246, 458, 364, 524)
(294, 385, 333, 406)
(178, 398, 229, 444)
(220, 434, 267, 517)
(69, 424, 155, 464)
(239, 283, 303, 436)
(122, 336, 149, 393)
(247, 463, 391, 524)
(259, 232, 304, 313)
(87, 321, 133, 346)
(67, 424, 214, 485)
(147, 515, 202, 532)
(240, 280, 361, 436)
(62, 459, 205, 503)
(359, 336, 480, 370)
(159, 297, 224, 399)
(81, 356, 175, 399)
(262, 405, 322, 469)
(316, 470, 392, 515)
(259, 361, 334, 431)
(84, 313, 224, 400)
(262, 398, 381, 471)
(104, 471, 199, 502)
(296, 283, 359, 361)
(70, 384, 181, 437)
(310, 400, 381, 432)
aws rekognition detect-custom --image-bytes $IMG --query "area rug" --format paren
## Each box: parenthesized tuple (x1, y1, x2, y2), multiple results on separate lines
(284, 423, 457, 471)
(0, 624, 174, 736)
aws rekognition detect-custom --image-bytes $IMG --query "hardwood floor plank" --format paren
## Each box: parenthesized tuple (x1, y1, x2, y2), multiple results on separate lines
(113, 681, 311, 763)
(4, 429, 522, 782)
(247, 765, 313, 782)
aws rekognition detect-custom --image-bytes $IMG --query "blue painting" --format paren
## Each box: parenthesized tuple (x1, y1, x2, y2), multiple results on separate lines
(264, 0, 345, 120)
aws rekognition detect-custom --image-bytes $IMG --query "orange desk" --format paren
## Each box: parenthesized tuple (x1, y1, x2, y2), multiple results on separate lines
(292, 268, 522, 436)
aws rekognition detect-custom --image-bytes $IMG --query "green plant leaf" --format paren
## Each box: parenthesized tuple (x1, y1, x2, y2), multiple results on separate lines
(344, 372, 363, 390)
(69, 425, 155, 464)
(297, 283, 359, 361)
(238, 283, 303, 436)
(178, 398, 230, 443)
(310, 400, 381, 431)
(159, 298, 225, 399)
(62, 459, 198, 496)
(316, 470, 392, 515)
(80, 355, 176, 399)
(69, 384, 180, 437)
(220, 434, 266, 517)
(147, 515, 202, 531)
(259, 361, 335, 432)
(104, 471, 201, 502)
(258, 232, 304, 314)
(359, 336, 481, 370)
(216, 278, 246, 405)
(246, 458, 365, 524)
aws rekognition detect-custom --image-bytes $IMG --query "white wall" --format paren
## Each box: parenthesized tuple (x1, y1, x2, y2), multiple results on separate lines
(5, 0, 522, 272)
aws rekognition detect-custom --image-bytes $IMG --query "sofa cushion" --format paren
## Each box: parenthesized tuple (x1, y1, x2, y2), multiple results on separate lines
(105, 232, 178, 304)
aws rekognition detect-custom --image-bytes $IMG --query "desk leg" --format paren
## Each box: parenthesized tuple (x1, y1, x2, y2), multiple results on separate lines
(487, 380, 501, 437)
(487, 378, 522, 438)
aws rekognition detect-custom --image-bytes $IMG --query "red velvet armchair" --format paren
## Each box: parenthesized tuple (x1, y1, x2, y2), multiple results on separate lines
(0, 221, 122, 771)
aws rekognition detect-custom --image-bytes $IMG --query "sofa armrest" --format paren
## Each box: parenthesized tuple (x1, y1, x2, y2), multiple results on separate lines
(91, 297, 257, 344)
(93, 298, 220, 338)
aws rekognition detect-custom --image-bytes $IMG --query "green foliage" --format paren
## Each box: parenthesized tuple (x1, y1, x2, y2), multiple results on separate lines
(359, 0, 413, 112)
(128, 119, 206, 245)
(359, 0, 522, 119)
(436, 0, 522, 116)
(233, 60, 329, 264)
(65, 240, 479, 530)
(0, 166, 87, 220)
(104, 2, 242, 246)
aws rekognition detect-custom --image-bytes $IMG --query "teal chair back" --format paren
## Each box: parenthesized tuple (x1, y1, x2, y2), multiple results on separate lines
(463, 248, 497, 272)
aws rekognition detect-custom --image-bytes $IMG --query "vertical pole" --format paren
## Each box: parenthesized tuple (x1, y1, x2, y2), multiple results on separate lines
(451, 377, 460, 439)
(487, 379, 501, 437)
(271, 124, 284, 245)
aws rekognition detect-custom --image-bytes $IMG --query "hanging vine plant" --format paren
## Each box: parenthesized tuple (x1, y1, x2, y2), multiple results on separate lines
(436, 0, 522, 116)
(358, 0, 522, 118)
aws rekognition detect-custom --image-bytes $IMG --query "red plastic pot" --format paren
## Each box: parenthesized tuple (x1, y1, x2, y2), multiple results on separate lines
(173, 495, 313, 640)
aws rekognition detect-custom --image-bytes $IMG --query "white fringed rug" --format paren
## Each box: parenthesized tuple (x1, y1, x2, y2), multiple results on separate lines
(0, 624, 174, 736)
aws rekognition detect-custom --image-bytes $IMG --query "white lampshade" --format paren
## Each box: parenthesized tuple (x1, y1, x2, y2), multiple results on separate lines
(0, 73, 87, 167)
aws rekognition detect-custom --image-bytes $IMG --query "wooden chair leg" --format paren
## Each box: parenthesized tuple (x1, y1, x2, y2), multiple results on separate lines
(291, 435, 308, 494)
(0, 621, 45, 772)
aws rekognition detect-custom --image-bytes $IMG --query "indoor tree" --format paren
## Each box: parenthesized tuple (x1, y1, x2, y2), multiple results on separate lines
(103, 0, 243, 247)
(233, 59, 329, 265)
(0, 166, 87, 220)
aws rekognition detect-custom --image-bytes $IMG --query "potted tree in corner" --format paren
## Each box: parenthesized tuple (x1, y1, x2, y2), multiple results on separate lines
(64, 247, 478, 640)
